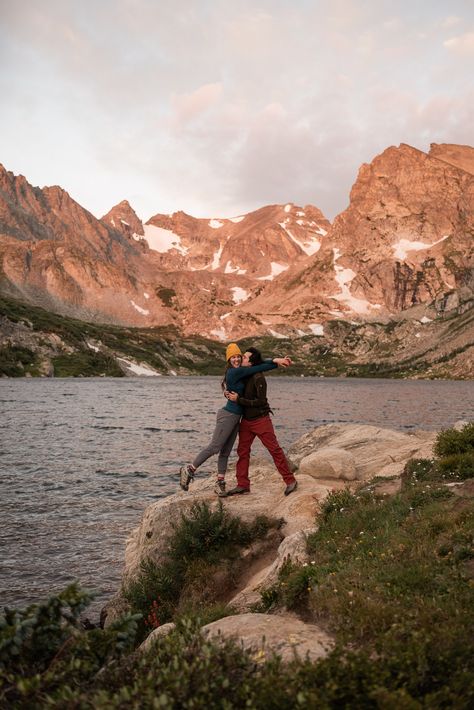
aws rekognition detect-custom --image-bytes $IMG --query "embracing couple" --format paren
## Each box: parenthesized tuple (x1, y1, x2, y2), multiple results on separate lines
(179, 342, 297, 497)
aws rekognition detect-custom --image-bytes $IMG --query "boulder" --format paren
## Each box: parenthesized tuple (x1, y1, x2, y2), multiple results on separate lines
(289, 423, 436, 481)
(299, 447, 357, 480)
(202, 613, 333, 663)
(139, 622, 176, 653)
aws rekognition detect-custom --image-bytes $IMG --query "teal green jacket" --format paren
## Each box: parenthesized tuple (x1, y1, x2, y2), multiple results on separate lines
(223, 361, 277, 415)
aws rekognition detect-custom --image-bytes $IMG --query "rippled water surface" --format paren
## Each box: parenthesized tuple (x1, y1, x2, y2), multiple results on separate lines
(1, 376, 473, 617)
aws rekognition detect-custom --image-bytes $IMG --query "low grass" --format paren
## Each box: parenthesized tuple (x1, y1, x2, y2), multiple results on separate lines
(0, 344, 38, 376)
(52, 352, 124, 377)
(253, 423, 474, 706)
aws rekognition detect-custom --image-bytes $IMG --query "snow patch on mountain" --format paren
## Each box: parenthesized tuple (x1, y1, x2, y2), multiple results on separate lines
(268, 329, 288, 339)
(308, 324, 324, 336)
(392, 235, 449, 260)
(209, 219, 224, 229)
(131, 300, 149, 315)
(332, 249, 381, 315)
(224, 261, 247, 274)
(257, 262, 289, 281)
(118, 358, 161, 376)
(231, 287, 249, 304)
(278, 222, 321, 256)
(210, 327, 227, 340)
(211, 244, 224, 270)
(144, 225, 189, 255)
(229, 215, 245, 223)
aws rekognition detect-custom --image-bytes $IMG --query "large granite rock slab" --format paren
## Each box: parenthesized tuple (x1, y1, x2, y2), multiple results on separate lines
(289, 423, 436, 481)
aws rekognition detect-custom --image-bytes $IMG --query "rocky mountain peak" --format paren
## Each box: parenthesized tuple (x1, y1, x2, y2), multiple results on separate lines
(429, 143, 474, 176)
(101, 200, 144, 238)
(0, 144, 472, 342)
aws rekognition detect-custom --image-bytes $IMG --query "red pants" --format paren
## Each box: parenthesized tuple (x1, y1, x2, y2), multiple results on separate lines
(236, 415, 296, 490)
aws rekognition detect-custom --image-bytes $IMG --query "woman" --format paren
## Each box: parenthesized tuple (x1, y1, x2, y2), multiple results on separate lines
(179, 343, 290, 495)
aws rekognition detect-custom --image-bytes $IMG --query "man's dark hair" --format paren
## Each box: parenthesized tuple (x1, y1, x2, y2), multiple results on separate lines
(247, 347, 263, 365)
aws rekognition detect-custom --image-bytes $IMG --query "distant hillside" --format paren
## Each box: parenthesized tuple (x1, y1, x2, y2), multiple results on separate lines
(1, 295, 472, 379)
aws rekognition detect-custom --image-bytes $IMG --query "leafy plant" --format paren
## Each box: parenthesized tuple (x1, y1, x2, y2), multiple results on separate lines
(124, 502, 276, 639)
(0, 345, 37, 377)
(434, 422, 474, 457)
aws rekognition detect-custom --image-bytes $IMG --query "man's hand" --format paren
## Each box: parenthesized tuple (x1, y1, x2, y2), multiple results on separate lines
(225, 390, 239, 402)
(273, 356, 292, 368)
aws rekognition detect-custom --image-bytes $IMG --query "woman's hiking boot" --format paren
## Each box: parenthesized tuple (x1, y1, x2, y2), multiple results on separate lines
(179, 464, 195, 491)
(214, 479, 227, 497)
(284, 480, 298, 496)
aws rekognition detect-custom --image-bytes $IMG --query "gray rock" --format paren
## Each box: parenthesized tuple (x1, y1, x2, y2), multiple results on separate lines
(139, 622, 176, 653)
(202, 612, 333, 663)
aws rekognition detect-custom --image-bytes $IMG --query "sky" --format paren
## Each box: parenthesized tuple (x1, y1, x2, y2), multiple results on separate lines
(0, 0, 473, 223)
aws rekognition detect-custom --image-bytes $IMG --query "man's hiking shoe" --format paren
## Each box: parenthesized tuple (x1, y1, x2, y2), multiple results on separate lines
(284, 480, 298, 496)
(179, 465, 195, 491)
(214, 479, 227, 497)
(226, 485, 250, 496)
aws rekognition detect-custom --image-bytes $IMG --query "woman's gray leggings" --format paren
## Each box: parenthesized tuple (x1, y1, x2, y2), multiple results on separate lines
(192, 409, 241, 475)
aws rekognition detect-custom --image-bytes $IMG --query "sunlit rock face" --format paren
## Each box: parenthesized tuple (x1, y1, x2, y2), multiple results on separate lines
(325, 142, 474, 314)
(0, 142, 472, 340)
(243, 143, 474, 332)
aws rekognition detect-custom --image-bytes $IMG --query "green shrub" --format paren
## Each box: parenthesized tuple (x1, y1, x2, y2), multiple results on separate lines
(434, 422, 474, 457)
(124, 502, 276, 639)
(436, 452, 474, 480)
(155, 287, 176, 308)
(402, 457, 436, 484)
(0, 344, 37, 376)
(319, 488, 359, 521)
(255, 474, 474, 705)
(0, 584, 140, 707)
(273, 559, 320, 612)
(52, 351, 124, 377)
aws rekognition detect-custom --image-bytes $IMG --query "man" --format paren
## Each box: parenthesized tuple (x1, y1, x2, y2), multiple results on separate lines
(225, 347, 297, 496)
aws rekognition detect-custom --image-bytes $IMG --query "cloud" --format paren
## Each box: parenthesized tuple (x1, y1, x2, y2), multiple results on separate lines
(441, 16, 462, 28)
(0, 0, 473, 222)
(170, 83, 223, 129)
(444, 31, 474, 55)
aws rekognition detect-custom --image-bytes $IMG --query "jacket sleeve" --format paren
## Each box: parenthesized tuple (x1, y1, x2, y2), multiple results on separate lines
(229, 361, 277, 385)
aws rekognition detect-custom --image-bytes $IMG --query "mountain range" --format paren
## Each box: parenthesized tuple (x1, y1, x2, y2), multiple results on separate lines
(0, 142, 473, 377)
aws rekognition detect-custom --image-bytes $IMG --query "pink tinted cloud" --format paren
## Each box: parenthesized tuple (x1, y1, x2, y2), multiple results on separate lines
(170, 82, 223, 128)
(444, 31, 474, 55)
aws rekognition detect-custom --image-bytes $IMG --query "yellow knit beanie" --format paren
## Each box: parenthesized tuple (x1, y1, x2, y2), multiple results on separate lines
(225, 343, 242, 361)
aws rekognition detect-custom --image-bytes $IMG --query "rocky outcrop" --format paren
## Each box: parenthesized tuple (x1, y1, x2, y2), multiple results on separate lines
(289, 423, 436, 481)
(104, 423, 436, 652)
